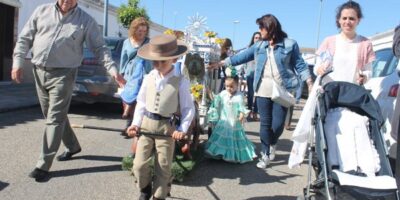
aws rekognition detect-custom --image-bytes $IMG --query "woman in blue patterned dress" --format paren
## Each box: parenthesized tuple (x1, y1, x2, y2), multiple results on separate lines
(119, 17, 152, 158)
(119, 17, 152, 129)
(206, 74, 256, 163)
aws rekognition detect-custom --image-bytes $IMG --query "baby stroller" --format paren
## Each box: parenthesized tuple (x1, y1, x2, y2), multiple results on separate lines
(301, 73, 399, 200)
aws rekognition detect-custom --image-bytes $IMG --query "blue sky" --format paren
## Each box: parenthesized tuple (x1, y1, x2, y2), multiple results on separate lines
(109, 0, 400, 50)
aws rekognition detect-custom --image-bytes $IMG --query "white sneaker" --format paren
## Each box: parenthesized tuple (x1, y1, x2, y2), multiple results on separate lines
(256, 153, 270, 169)
(269, 145, 277, 161)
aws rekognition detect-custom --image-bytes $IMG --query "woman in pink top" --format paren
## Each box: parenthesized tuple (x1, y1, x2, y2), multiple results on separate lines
(289, 1, 377, 169)
(309, 1, 379, 173)
(315, 1, 375, 85)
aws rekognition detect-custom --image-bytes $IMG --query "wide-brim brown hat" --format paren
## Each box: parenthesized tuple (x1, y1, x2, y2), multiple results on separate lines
(138, 34, 188, 61)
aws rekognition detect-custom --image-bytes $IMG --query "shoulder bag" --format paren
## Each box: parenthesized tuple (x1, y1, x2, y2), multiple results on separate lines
(267, 48, 296, 108)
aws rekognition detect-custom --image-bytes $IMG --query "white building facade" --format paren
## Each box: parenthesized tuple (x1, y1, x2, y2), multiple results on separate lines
(0, 0, 167, 82)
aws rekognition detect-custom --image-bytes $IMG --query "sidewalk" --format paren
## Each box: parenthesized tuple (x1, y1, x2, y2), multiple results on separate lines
(0, 82, 38, 113)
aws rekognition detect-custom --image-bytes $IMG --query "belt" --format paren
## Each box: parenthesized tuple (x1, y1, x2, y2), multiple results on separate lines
(35, 65, 67, 71)
(144, 111, 171, 121)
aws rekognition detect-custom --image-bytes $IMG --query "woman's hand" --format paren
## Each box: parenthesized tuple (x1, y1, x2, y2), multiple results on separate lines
(316, 64, 327, 76)
(357, 74, 366, 85)
(207, 60, 225, 69)
(316, 61, 332, 76)
(113, 73, 126, 87)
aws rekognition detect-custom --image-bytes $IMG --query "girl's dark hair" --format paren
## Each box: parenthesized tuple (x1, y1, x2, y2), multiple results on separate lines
(248, 32, 261, 47)
(256, 14, 287, 43)
(225, 76, 239, 84)
(220, 38, 233, 60)
(335, 1, 363, 28)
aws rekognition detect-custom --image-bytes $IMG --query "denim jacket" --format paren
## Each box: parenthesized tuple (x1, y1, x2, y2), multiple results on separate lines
(225, 38, 310, 92)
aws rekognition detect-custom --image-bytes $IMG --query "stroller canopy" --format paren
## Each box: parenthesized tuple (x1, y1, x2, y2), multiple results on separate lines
(322, 81, 384, 126)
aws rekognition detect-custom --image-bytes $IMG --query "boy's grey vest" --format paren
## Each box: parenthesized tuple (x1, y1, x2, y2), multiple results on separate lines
(145, 73, 181, 117)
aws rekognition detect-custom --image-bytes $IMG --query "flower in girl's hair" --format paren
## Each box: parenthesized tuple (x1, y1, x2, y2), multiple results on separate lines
(224, 66, 237, 78)
(190, 84, 204, 102)
(204, 31, 217, 38)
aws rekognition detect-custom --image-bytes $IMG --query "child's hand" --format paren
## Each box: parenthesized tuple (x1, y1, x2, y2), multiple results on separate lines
(127, 125, 139, 137)
(172, 130, 186, 140)
(239, 113, 245, 124)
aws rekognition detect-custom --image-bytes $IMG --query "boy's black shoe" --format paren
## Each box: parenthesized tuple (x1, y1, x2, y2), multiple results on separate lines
(57, 148, 81, 161)
(138, 184, 152, 200)
(29, 168, 49, 182)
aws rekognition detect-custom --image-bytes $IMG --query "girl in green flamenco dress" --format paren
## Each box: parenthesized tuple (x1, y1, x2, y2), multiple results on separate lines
(205, 71, 257, 163)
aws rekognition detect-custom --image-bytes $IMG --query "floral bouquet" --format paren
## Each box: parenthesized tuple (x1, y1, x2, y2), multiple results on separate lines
(164, 29, 174, 35)
(164, 29, 184, 40)
(190, 83, 204, 103)
(204, 31, 217, 38)
(214, 38, 225, 45)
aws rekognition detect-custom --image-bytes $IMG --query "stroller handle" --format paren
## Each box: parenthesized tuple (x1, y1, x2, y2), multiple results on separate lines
(319, 69, 333, 85)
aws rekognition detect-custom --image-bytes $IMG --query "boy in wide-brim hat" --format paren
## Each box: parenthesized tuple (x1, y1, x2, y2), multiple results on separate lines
(127, 34, 195, 200)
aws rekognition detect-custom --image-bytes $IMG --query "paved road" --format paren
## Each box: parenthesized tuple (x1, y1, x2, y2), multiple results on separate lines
(0, 102, 308, 200)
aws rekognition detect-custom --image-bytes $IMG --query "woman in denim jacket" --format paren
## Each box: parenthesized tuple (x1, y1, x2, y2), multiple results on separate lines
(214, 14, 313, 169)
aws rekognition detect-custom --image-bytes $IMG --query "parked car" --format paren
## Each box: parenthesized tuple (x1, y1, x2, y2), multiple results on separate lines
(365, 47, 400, 159)
(73, 37, 125, 104)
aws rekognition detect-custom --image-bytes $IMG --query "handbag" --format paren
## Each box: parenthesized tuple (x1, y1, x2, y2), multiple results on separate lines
(271, 79, 296, 108)
(267, 48, 296, 108)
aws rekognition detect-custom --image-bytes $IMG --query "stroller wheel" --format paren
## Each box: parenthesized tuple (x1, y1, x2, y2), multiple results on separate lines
(297, 195, 321, 200)
(296, 195, 305, 200)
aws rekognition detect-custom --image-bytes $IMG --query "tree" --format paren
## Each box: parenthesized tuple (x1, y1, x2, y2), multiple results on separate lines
(117, 0, 150, 29)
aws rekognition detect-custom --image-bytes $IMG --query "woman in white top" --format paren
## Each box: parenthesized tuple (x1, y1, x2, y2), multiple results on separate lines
(314, 1, 375, 83)
(291, 1, 379, 174)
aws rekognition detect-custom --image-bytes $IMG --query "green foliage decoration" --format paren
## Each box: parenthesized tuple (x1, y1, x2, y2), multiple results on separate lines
(117, 0, 150, 29)
(121, 145, 204, 182)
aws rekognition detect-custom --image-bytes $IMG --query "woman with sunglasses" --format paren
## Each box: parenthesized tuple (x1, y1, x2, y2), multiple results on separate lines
(212, 14, 312, 169)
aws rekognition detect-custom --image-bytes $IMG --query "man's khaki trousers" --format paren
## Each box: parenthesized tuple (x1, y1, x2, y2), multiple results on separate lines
(33, 66, 81, 171)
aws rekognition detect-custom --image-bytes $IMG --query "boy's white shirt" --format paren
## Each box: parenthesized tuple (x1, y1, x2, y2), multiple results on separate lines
(131, 68, 195, 133)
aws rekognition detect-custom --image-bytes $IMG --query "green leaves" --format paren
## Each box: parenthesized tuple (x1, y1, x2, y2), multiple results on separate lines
(117, 0, 150, 29)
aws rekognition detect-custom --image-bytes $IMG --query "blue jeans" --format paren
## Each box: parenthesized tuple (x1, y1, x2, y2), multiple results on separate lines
(246, 73, 258, 112)
(256, 97, 288, 155)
